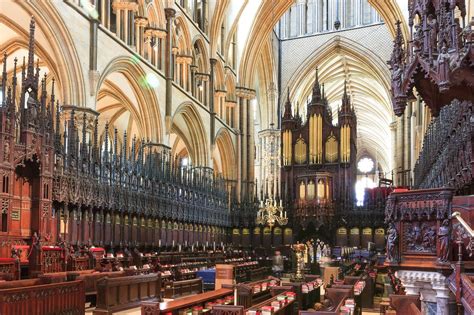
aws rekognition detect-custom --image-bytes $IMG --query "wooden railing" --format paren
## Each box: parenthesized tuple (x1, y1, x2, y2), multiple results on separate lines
(142, 288, 233, 315)
(164, 277, 203, 299)
(0, 280, 85, 315)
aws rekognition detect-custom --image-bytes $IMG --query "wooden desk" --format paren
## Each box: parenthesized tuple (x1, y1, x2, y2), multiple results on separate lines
(142, 288, 233, 315)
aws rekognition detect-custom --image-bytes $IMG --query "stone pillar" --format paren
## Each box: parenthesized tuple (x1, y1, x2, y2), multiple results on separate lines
(144, 28, 153, 63)
(236, 88, 256, 201)
(190, 65, 197, 97)
(209, 58, 217, 158)
(135, 17, 147, 55)
(397, 270, 451, 315)
(390, 121, 397, 183)
(165, 7, 176, 141)
(201, 0, 207, 33)
(296, 0, 306, 35)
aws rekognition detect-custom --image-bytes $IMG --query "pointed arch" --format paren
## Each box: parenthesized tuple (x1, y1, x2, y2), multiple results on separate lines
(171, 103, 209, 166)
(1, 1, 86, 106)
(213, 127, 236, 180)
(174, 16, 192, 55)
(143, 0, 165, 28)
(192, 36, 209, 72)
(96, 56, 162, 144)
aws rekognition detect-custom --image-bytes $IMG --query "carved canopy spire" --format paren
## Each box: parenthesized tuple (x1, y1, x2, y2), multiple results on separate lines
(27, 17, 36, 81)
(310, 67, 324, 105)
(282, 88, 294, 121)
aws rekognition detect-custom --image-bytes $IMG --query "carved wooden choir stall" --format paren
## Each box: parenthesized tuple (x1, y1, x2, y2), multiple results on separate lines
(0, 17, 231, 278)
(386, 0, 474, 313)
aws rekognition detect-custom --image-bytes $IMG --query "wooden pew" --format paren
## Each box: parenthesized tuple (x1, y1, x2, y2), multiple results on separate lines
(0, 258, 20, 280)
(0, 279, 85, 315)
(93, 273, 162, 314)
(298, 297, 348, 315)
(389, 294, 421, 315)
(164, 277, 203, 299)
(212, 291, 296, 315)
(233, 277, 281, 308)
(142, 288, 233, 315)
(41, 269, 125, 297)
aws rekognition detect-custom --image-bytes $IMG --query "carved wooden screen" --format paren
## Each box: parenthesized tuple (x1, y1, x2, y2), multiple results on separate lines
(374, 228, 385, 250)
(232, 228, 240, 245)
(349, 227, 360, 247)
(361, 227, 373, 249)
(263, 227, 271, 248)
(161, 220, 167, 246)
(273, 227, 282, 246)
(253, 227, 261, 247)
(114, 214, 121, 245)
(283, 228, 293, 245)
(242, 228, 250, 246)
(336, 227, 348, 246)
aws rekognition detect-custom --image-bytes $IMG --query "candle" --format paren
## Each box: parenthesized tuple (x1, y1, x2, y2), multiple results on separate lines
(158, 239, 161, 247)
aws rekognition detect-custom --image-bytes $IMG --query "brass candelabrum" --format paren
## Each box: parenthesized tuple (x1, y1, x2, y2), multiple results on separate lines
(255, 198, 288, 228)
(292, 243, 306, 281)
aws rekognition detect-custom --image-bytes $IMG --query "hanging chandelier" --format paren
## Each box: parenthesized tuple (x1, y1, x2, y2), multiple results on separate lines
(256, 198, 288, 228)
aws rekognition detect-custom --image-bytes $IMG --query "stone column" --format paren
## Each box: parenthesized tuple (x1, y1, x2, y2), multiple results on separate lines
(190, 65, 197, 97)
(165, 7, 176, 141)
(210, 59, 217, 156)
(112, 2, 122, 38)
(135, 17, 147, 55)
(201, 0, 207, 33)
(144, 28, 153, 63)
(296, 0, 306, 35)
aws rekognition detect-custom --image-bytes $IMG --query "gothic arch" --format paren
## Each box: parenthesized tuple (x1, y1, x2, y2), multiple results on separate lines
(171, 103, 209, 166)
(174, 16, 192, 55)
(96, 56, 162, 143)
(214, 128, 236, 180)
(143, 0, 165, 28)
(193, 37, 210, 72)
(1, 1, 86, 106)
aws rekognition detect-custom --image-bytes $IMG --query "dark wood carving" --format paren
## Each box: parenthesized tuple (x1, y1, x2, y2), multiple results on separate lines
(0, 279, 85, 315)
(281, 76, 357, 234)
(384, 188, 453, 267)
(389, 1, 473, 118)
(93, 273, 161, 314)
(0, 17, 231, 271)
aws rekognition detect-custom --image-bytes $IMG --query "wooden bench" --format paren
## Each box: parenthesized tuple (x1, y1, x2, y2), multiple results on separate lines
(0, 279, 85, 315)
(298, 297, 348, 315)
(142, 287, 233, 315)
(0, 258, 20, 280)
(93, 273, 162, 314)
(164, 277, 203, 299)
(212, 291, 296, 315)
(388, 294, 421, 315)
(232, 277, 281, 308)
(42, 269, 126, 296)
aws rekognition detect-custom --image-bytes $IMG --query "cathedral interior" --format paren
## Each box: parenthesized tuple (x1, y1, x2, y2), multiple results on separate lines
(0, 0, 473, 314)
